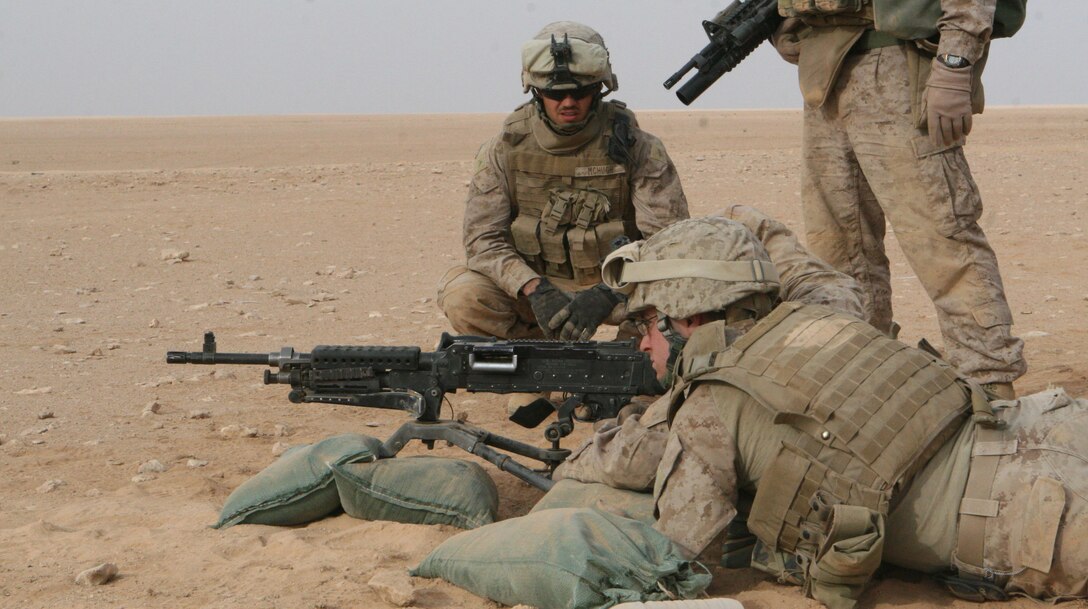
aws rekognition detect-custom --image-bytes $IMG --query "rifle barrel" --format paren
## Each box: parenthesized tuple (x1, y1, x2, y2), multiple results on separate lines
(664, 58, 697, 90)
(666, 0, 782, 104)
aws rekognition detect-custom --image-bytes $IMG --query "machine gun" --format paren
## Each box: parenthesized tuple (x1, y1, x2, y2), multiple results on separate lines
(167, 331, 662, 491)
(664, 0, 783, 105)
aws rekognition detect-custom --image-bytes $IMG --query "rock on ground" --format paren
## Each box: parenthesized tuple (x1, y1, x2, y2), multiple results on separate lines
(75, 563, 118, 586)
(367, 568, 417, 607)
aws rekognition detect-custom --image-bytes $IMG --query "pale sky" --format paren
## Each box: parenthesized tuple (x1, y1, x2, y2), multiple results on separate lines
(1, 0, 1084, 117)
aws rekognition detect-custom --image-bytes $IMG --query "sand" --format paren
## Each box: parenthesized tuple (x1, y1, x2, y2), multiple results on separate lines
(1, 107, 1086, 609)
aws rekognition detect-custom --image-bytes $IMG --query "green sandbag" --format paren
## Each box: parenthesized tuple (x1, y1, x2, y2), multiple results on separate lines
(332, 456, 498, 530)
(531, 478, 656, 524)
(412, 507, 711, 609)
(213, 433, 383, 529)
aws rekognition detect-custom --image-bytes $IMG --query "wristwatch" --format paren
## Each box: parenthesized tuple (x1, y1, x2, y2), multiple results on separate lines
(937, 53, 971, 69)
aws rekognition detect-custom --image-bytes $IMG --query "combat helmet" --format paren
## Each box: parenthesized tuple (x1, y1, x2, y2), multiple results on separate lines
(521, 21, 618, 94)
(601, 217, 780, 320)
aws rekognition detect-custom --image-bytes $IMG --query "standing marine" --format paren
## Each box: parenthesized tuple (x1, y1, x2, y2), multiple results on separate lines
(771, 0, 1028, 399)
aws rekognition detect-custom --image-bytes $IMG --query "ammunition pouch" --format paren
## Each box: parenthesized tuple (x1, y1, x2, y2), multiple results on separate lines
(808, 504, 885, 609)
(780, 0, 869, 18)
(512, 186, 634, 285)
(751, 487, 887, 609)
(504, 102, 637, 286)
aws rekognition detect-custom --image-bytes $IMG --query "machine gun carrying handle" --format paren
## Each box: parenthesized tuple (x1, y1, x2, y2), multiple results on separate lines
(467, 352, 518, 373)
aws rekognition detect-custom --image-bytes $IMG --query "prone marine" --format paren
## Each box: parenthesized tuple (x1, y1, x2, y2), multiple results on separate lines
(562, 216, 1088, 607)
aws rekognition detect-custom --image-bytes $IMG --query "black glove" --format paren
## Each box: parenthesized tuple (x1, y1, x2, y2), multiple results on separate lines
(551, 283, 624, 342)
(526, 278, 572, 338)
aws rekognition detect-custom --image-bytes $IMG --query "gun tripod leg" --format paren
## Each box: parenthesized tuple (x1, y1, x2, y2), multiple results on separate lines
(378, 420, 570, 491)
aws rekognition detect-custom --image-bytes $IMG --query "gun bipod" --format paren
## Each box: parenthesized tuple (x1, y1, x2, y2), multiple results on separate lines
(378, 419, 570, 491)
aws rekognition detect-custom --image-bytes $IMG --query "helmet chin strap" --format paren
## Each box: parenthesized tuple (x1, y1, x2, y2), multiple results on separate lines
(655, 310, 761, 389)
(657, 316, 688, 390)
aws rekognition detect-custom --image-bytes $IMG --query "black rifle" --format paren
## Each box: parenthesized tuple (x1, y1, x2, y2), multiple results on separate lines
(167, 331, 661, 491)
(664, 0, 783, 105)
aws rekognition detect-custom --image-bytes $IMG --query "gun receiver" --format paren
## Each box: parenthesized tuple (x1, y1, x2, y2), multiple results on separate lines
(664, 0, 783, 105)
(167, 331, 662, 490)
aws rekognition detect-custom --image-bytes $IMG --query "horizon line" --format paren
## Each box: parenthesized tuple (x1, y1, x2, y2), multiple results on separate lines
(3, 104, 1086, 121)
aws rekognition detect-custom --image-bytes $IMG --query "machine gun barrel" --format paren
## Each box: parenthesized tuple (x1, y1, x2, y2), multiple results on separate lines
(166, 331, 307, 367)
(165, 350, 277, 366)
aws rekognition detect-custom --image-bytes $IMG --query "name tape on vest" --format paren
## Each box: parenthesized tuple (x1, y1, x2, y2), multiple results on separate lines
(575, 164, 625, 178)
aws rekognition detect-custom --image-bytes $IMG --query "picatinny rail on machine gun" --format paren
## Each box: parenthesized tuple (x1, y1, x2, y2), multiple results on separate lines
(167, 331, 662, 490)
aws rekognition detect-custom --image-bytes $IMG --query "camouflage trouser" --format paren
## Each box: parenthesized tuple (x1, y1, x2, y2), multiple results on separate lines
(436, 265, 633, 339)
(437, 265, 544, 339)
(800, 44, 1025, 384)
(955, 389, 1088, 600)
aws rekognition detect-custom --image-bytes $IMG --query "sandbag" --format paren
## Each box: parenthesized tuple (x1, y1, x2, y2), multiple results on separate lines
(531, 478, 656, 524)
(332, 456, 498, 530)
(213, 433, 383, 529)
(412, 507, 711, 609)
(614, 600, 743, 609)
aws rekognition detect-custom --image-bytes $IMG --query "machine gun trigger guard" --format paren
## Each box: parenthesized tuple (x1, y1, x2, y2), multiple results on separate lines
(544, 395, 581, 447)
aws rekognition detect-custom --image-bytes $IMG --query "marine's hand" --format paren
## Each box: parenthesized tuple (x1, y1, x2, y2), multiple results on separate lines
(925, 59, 974, 147)
(551, 283, 624, 342)
(526, 278, 572, 338)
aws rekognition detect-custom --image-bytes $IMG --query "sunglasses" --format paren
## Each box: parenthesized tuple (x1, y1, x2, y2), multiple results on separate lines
(538, 84, 601, 102)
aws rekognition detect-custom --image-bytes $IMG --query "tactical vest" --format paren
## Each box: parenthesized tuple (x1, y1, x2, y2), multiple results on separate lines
(672, 303, 971, 566)
(779, 0, 870, 20)
(503, 101, 641, 286)
(872, 0, 1026, 41)
(780, 0, 1026, 40)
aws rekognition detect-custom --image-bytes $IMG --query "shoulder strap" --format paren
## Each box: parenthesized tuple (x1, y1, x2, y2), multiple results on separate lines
(605, 101, 636, 167)
(501, 103, 533, 145)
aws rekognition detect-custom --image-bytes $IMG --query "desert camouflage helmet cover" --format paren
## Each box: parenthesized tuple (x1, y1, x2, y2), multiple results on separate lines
(602, 217, 780, 319)
(521, 21, 617, 93)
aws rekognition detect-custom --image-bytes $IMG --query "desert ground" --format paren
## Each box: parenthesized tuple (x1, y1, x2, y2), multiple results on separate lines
(1, 106, 1086, 609)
